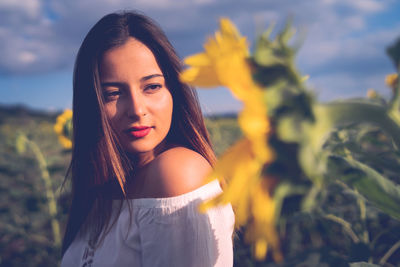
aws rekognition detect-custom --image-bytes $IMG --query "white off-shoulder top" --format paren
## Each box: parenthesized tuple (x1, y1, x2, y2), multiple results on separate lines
(61, 180, 235, 267)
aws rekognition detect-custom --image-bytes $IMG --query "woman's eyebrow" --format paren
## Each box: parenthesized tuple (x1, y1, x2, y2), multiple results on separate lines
(140, 74, 163, 82)
(100, 82, 125, 88)
(101, 74, 164, 87)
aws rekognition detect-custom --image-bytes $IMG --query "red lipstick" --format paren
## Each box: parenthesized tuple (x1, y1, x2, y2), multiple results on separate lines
(125, 126, 151, 138)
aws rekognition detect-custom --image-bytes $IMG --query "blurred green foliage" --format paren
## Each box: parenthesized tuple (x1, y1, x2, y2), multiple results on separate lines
(1, 104, 399, 266)
(0, 106, 243, 267)
(205, 115, 242, 156)
(0, 106, 70, 267)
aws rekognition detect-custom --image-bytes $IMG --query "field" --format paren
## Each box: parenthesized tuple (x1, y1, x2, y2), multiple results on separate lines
(0, 105, 242, 266)
(0, 105, 399, 266)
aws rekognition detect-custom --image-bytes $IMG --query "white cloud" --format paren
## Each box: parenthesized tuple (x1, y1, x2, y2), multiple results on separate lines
(1, 0, 399, 113)
(298, 22, 400, 73)
(193, 0, 215, 5)
(347, 0, 386, 13)
(322, 0, 386, 13)
(0, 0, 398, 78)
(0, 0, 41, 17)
(343, 15, 365, 30)
(18, 51, 37, 64)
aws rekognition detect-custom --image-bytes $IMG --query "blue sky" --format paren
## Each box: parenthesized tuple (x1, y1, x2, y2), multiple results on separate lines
(1, 0, 400, 114)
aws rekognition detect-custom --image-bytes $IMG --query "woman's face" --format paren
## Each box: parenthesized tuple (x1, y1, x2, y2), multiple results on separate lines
(99, 37, 173, 161)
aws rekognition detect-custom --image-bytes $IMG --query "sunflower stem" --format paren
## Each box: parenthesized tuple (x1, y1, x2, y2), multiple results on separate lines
(379, 239, 400, 266)
(323, 214, 360, 243)
(388, 68, 400, 126)
(21, 135, 61, 246)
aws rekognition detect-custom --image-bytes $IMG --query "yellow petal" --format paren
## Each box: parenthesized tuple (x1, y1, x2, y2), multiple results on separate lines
(301, 75, 310, 82)
(200, 139, 261, 219)
(57, 116, 66, 124)
(180, 67, 200, 83)
(238, 105, 269, 137)
(252, 179, 276, 223)
(181, 67, 220, 87)
(54, 109, 73, 149)
(367, 89, 377, 99)
(54, 124, 62, 134)
(212, 138, 253, 179)
(254, 239, 268, 260)
(63, 109, 73, 117)
(184, 53, 212, 66)
(385, 73, 398, 88)
(220, 18, 240, 38)
(182, 17, 251, 94)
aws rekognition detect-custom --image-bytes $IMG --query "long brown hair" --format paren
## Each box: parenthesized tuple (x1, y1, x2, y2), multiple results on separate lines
(62, 11, 215, 255)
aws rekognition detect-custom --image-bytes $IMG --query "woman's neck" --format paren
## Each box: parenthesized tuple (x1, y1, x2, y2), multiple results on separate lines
(128, 140, 175, 168)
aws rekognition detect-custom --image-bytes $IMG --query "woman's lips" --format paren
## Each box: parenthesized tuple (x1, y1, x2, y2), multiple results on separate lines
(125, 126, 151, 138)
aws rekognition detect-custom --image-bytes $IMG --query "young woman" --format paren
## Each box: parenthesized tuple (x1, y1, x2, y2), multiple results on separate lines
(60, 11, 234, 267)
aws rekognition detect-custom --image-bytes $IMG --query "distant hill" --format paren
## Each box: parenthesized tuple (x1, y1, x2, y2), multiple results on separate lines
(0, 104, 60, 124)
(0, 103, 238, 121)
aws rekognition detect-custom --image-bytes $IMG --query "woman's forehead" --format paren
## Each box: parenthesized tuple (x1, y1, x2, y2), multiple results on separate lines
(99, 38, 163, 81)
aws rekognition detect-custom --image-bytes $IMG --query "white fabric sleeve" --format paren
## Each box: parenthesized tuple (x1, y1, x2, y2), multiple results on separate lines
(133, 180, 235, 267)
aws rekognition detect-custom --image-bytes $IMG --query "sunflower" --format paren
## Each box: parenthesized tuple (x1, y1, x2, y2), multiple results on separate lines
(182, 18, 282, 261)
(385, 73, 399, 93)
(54, 109, 73, 149)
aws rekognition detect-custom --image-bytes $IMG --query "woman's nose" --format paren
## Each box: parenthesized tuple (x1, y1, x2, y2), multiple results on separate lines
(126, 90, 146, 118)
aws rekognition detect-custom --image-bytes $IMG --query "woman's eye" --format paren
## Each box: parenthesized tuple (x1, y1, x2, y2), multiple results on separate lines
(104, 90, 121, 101)
(144, 84, 162, 92)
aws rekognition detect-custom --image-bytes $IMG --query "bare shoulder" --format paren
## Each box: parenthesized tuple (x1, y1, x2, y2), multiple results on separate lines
(145, 146, 212, 197)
